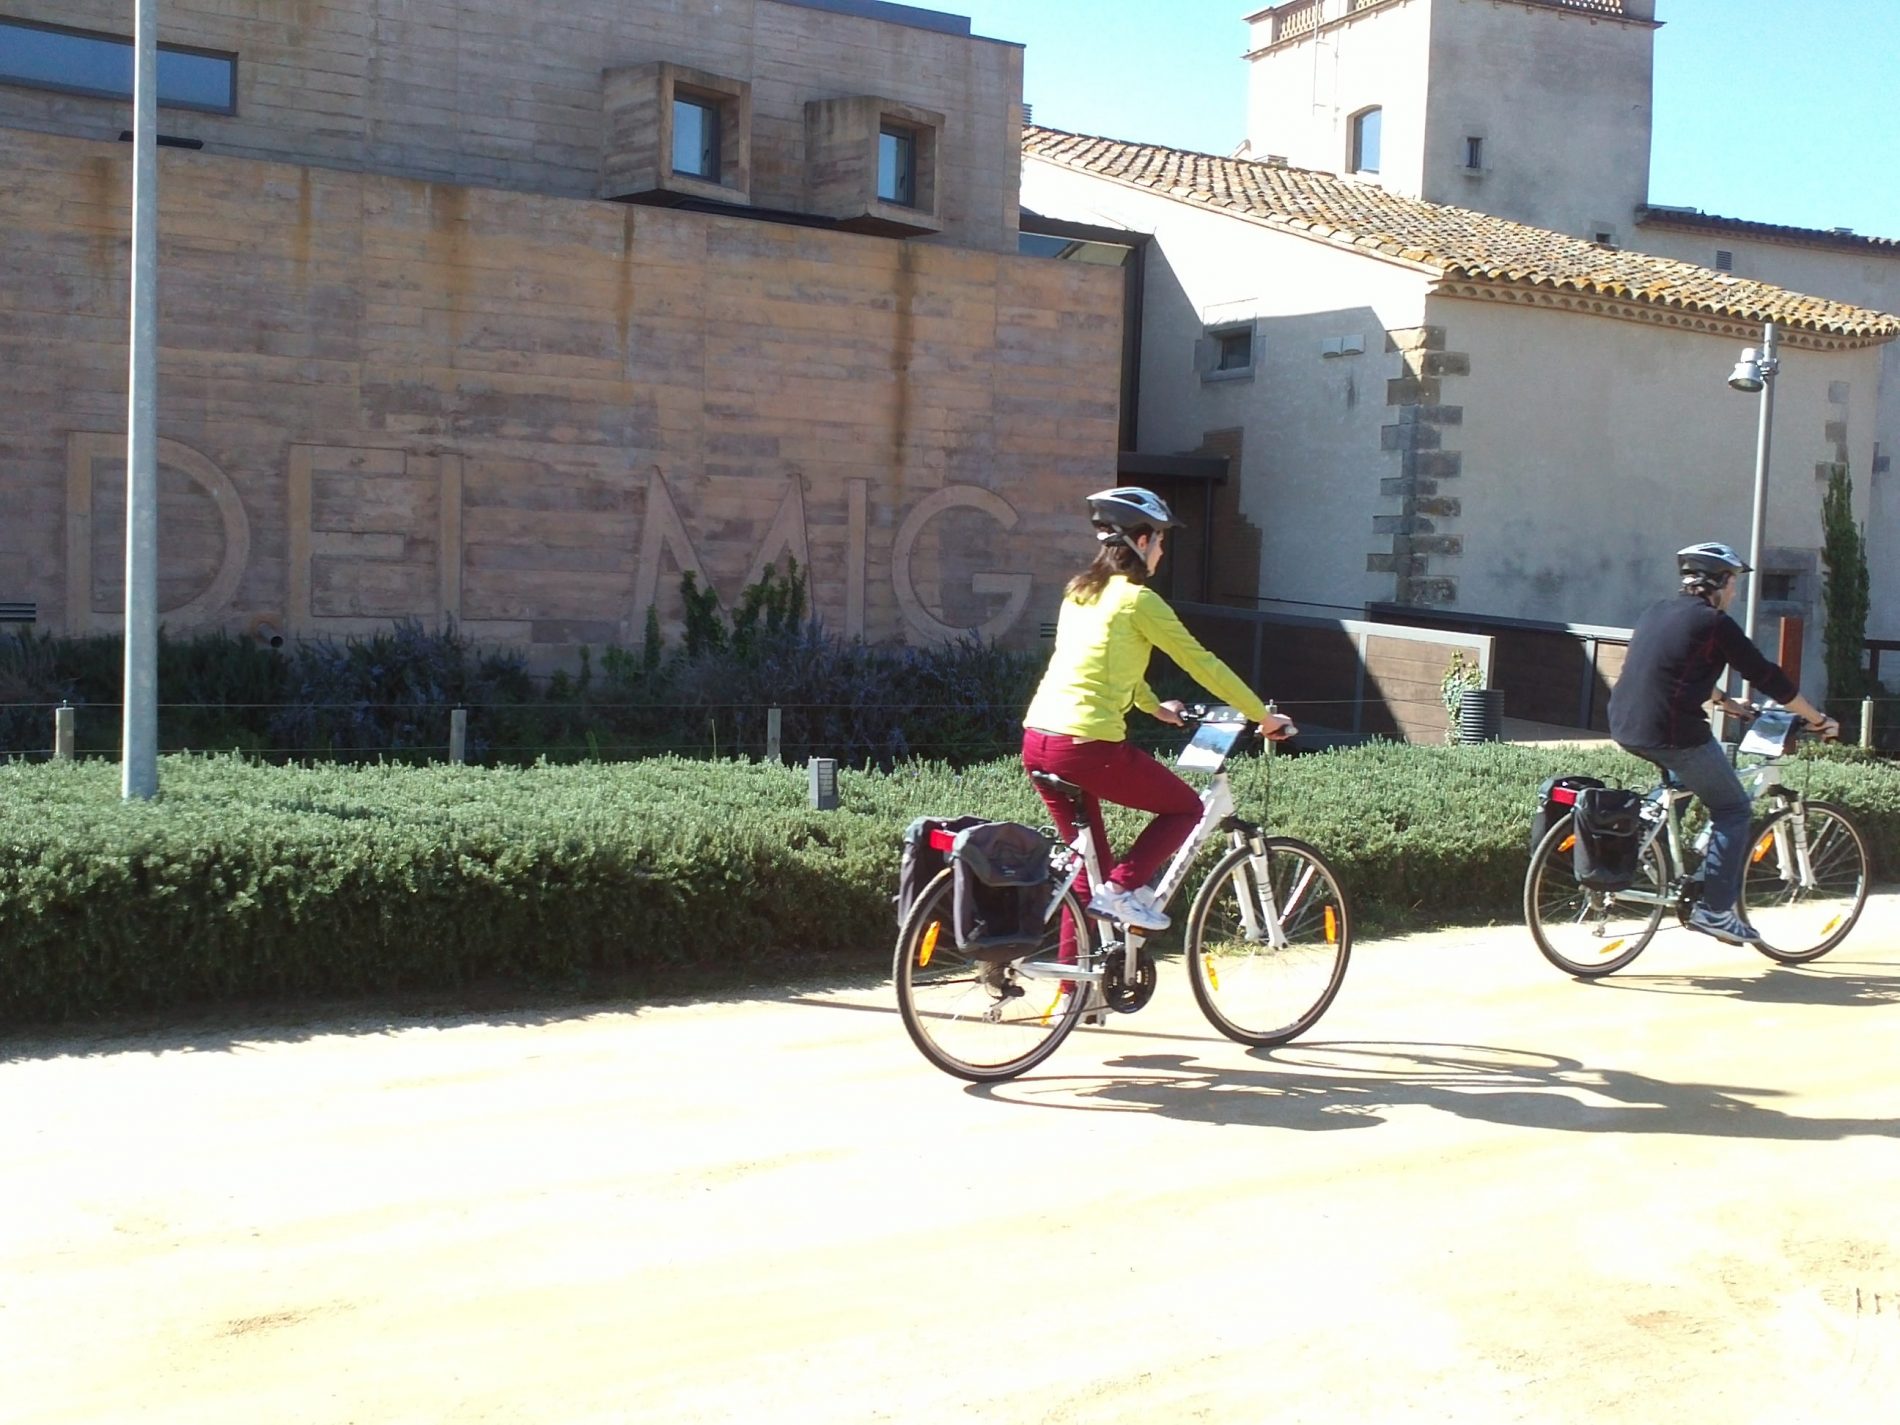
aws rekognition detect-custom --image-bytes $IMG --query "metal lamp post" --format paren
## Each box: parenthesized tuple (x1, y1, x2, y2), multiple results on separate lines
(1726, 320, 1780, 649)
(123, 0, 160, 800)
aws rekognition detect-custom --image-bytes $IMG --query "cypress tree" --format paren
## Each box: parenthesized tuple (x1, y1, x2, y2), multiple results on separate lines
(1819, 462, 1869, 710)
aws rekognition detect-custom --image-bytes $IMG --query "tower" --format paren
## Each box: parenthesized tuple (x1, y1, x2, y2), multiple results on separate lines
(1243, 0, 1659, 241)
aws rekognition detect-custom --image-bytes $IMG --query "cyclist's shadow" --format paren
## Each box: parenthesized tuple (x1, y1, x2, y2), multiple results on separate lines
(1586, 960, 1900, 1008)
(977, 1041, 1900, 1142)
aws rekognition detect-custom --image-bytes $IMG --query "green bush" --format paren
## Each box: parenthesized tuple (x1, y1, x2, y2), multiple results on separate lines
(3, 742, 1895, 1027)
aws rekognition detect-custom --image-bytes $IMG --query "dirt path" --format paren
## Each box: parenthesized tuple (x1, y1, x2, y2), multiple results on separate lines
(5, 896, 1899, 1423)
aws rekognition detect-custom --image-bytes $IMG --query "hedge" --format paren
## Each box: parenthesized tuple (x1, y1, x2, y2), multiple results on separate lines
(2, 744, 1895, 1026)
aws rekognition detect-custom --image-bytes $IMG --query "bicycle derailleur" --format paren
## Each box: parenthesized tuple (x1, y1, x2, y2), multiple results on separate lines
(1100, 944, 1157, 1014)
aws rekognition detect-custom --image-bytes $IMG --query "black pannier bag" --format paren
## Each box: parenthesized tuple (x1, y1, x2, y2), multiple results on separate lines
(1529, 775, 1606, 854)
(895, 814, 989, 928)
(950, 821, 1055, 960)
(1570, 786, 1648, 891)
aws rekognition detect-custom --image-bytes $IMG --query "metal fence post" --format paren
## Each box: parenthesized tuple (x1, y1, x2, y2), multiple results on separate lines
(767, 705, 782, 763)
(54, 703, 75, 761)
(449, 706, 467, 765)
(1863, 696, 1876, 751)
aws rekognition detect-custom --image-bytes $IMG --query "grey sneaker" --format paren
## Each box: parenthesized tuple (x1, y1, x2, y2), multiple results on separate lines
(1686, 905, 1761, 945)
(1089, 882, 1169, 931)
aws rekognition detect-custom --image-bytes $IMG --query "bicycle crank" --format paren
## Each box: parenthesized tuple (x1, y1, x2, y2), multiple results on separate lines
(1101, 947, 1157, 1013)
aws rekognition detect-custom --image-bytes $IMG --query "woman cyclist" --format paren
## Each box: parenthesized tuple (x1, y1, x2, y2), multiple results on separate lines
(1022, 486, 1295, 931)
(1607, 540, 1840, 945)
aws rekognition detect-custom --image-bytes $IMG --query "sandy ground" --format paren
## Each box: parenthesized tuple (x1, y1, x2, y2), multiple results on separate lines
(4, 894, 1899, 1424)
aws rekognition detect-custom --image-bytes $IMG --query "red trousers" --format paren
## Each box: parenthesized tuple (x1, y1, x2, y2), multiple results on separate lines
(1021, 728, 1203, 895)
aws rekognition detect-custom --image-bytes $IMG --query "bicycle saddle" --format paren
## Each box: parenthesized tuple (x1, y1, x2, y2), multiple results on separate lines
(1029, 770, 1088, 801)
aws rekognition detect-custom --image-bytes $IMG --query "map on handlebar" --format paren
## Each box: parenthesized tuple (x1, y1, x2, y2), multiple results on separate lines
(1739, 707, 1799, 758)
(1177, 718, 1251, 771)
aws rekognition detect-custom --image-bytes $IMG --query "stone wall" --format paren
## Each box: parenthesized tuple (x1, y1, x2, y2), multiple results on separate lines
(0, 131, 1121, 658)
(0, 0, 1025, 252)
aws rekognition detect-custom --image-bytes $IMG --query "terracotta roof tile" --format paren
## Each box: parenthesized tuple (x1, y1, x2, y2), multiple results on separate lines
(1023, 126, 1900, 341)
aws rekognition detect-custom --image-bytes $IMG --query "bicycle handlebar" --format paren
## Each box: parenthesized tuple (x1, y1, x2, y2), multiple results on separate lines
(1180, 703, 1299, 742)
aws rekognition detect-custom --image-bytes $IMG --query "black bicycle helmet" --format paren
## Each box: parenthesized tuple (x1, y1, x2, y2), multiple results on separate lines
(1677, 541, 1751, 592)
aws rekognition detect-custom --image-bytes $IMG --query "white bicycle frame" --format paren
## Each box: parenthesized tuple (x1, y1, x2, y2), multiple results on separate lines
(1616, 756, 1814, 909)
(1015, 751, 1302, 991)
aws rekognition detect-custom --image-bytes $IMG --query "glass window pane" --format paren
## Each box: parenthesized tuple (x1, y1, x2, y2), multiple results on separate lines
(672, 97, 719, 177)
(878, 128, 916, 206)
(1353, 108, 1381, 174)
(1217, 331, 1252, 371)
(0, 21, 233, 113)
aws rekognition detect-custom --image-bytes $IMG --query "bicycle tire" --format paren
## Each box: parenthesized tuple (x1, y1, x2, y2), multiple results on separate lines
(1524, 813, 1666, 977)
(1741, 800, 1869, 963)
(1185, 838, 1352, 1047)
(893, 866, 1091, 1082)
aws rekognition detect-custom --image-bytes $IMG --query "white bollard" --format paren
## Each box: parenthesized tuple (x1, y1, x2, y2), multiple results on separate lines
(767, 706, 782, 764)
(449, 706, 467, 765)
(1863, 696, 1876, 751)
(54, 704, 75, 761)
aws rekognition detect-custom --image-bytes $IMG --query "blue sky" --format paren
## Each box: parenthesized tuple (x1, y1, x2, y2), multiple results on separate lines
(945, 0, 1900, 239)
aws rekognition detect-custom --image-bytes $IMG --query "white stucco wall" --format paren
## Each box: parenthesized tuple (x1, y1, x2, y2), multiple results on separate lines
(1632, 225, 1900, 641)
(1245, 0, 1434, 195)
(1023, 155, 1432, 616)
(1436, 295, 1885, 699)
(1423, 0, 1654, 239)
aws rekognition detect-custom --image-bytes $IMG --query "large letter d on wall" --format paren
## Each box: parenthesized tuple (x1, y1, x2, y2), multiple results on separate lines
(892, 486, 1032, 643)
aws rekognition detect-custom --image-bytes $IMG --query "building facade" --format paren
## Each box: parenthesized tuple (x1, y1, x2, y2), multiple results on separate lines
(1233, 0, 1900, 651)
(0, 0, 1123, 660)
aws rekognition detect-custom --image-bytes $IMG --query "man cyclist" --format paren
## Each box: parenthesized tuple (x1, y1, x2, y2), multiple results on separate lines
(1022, 486, 1294, 932)
(1607, 541, 1840, 945)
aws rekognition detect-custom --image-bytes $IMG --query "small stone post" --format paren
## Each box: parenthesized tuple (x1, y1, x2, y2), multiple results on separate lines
(449, 706, 468, 765)
(54, 703, 75, 761)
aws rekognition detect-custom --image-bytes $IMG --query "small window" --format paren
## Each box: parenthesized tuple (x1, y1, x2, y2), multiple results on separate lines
(878, 126, 918, 207)
(1216, 329, 1254, 372)
(1715, 249, 1735, 272)
(672, 95, 720, 178)
(1349, 107, 1382, 175)
(1464, 136, 1484, 170)
(1761, 572, 1798, 602)
(1201, 323, 1256, 382)
(0, 18, 235, 114)
(1592, 228, 1617, 247)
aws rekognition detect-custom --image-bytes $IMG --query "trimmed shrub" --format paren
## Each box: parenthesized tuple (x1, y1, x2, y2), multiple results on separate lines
(3, 742, 1895, 1027)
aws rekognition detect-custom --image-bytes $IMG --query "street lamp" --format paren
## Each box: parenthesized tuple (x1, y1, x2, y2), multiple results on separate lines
(1726, 319, 1779, 650)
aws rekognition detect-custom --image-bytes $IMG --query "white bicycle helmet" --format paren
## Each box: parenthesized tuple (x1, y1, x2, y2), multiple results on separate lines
(1087, 486, 1180, 532)
(1677, 541, 1751, 588)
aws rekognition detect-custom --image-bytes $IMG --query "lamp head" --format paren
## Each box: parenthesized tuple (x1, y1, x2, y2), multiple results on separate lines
(1728, 347, 1765, 393)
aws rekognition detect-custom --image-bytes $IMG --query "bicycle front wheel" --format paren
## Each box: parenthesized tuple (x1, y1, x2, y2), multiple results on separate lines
(893, 867, 1091, 1082)
(1524, 814, 1665, 977)
(1185, 839, 1351, 1047)
(1741, 800, 1869, 963)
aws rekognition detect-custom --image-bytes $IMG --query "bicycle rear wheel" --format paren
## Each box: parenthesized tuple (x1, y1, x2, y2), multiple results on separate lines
(1741, 800, 1869, 963)
(1524, 814, 1665, 977)
(893, 867, 1091, 1082)
(1185, 839, 1351, 1047)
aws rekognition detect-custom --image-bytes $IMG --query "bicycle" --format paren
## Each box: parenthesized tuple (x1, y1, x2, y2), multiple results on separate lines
(893, 707, 1353, 1082)
(1524, 708, 1870, 977)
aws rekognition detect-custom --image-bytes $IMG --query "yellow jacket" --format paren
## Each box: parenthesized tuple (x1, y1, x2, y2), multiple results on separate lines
(1024, 576, 1268, 742)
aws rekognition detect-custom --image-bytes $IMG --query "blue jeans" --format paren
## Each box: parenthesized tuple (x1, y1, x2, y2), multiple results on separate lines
(1619, 737, 1753, 913)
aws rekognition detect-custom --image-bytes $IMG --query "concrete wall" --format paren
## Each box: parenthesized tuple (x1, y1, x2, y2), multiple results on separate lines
(1632, 225, 1900, 641)
(1434, 294, 1884, 699)
(0, 0, 1025, 252)
(1023, 154, 1433, 619)
(0, 131, 1122, 657)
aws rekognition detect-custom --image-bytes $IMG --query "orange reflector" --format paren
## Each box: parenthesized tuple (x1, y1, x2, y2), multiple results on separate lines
(1752, 835, 1774, 864)
(1559, 834, 1576, 854)
(918, 920, 940, 968)
(1600, 939, 1625, 957)
(1823, 915, 1843, 936)
(1324, 906, 1338, 944)
(1203, 955, 1220, 992)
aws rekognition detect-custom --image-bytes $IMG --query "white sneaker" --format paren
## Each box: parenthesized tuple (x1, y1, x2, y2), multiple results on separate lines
(1090, 882, 1170, 931)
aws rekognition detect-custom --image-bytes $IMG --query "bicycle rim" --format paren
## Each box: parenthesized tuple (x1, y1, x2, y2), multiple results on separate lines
(893, 868, 1089, 1082)
(1742, 802, 1869, 963)
(1524, 815, 1664, 977)
(1186, 840, 1351, 1046)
